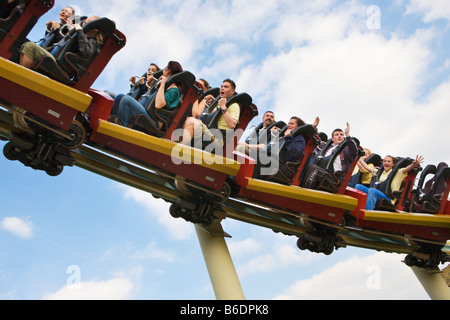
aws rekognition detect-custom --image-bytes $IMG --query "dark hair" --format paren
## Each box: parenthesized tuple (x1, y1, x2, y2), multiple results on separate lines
(167, 61, 183, 76)
(385, 155, 398, 165)
(199, 78, 210, 90)
(291, 116, 305, 127)
(150, 63, 160, 72)
(318, 132, 328, 141)
(223, 78, 236, 91)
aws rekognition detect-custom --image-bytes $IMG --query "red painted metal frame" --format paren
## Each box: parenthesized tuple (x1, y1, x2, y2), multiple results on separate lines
(347, 185, 450, 242)
(86, 88, 114, 131)
(0, 75, 80, 130)
(0, 0, 54, 60)
(238, 186, 347, 225)
(438, 176, 450, 215)
(89, 130, 230, 191)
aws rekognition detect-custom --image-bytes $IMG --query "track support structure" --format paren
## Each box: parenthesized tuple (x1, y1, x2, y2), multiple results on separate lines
(412, 266, 450, 300)
(195, 222, 245, 300)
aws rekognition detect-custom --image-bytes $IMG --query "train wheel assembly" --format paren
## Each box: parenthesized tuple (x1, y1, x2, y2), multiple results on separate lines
(61, 120, 87, 149)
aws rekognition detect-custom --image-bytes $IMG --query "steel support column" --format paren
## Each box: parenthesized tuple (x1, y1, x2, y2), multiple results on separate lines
(195, 223, 245, 300)
(412, 266, 450, 300)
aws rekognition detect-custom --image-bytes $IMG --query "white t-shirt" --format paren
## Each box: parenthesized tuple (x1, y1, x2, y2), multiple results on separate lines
(325, 144, 342, 172)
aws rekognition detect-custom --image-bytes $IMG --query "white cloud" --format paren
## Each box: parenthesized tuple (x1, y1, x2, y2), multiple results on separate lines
(274, 252, 429, 299)
(268, 1, 367, 47)
(228, 238, 263, 259)
(406, 0, 450, 22)
(273, 31, 431, 148)
(119, 185, 194, 240)
(129, 242, 175, 262)
(42, 278, 134, 300)
(228, 231, 321, 277)
(0, 217, 33, 239)
(236, 243, 316, 276)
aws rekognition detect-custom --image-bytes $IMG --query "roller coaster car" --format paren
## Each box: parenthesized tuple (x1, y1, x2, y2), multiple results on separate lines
(34, 17, 126, 93)
(0, 11, 125, 176)
(348, 158, 450, 247)
(0, 12, 125, 138)
(0, 55, 95, 175)
(236, 135, 364, 255)
(127, 69, 163, 101)
(109, 69, 165, 123)
(165, 91, 257, 225)
(88, 75, 222, 188)
(37, 15, 88, 51)
(245, 120, 287, 149)
(0, 0, 53, 59)
(253, 124, 319, 185)
(87, 83, 259, 226)
(305, 137, 364, 194)
(129, 71, 198, 138)
(197, 92, 258, 155)
(370, 157, 420, 212)
(242, 120, 287, 176)
(238, 162, 358, 226)
(408, 163, 450, 215)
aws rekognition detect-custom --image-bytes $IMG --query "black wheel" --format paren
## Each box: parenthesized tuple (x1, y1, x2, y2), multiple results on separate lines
(169, 204, 182, 218)
(3, 142, 18, 161)
(404, 254, 421, 267)
(45, 164, 63, 176)
(323, 246, 334, 255)
(216, 182, 231, 203)
(62, 120, 86, 149)
(297, 237, 307, 251)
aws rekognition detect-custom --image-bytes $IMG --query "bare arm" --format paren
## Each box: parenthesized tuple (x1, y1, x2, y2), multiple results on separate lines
(155, 76, 168, 109)
(192, 94, 214, 119)
(401, 155, 424, 174)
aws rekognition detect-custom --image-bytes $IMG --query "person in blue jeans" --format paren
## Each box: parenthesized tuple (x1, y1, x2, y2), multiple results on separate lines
(356, 154, 424, 210)
(109, 61, 182, 128)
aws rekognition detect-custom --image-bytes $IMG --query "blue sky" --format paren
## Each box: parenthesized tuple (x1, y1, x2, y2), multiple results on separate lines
(1, 0, 450, 300)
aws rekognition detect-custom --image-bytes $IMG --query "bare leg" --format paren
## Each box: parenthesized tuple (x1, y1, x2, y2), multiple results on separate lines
(181, 117, 196, 145)
(19, 54, 36, 69)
